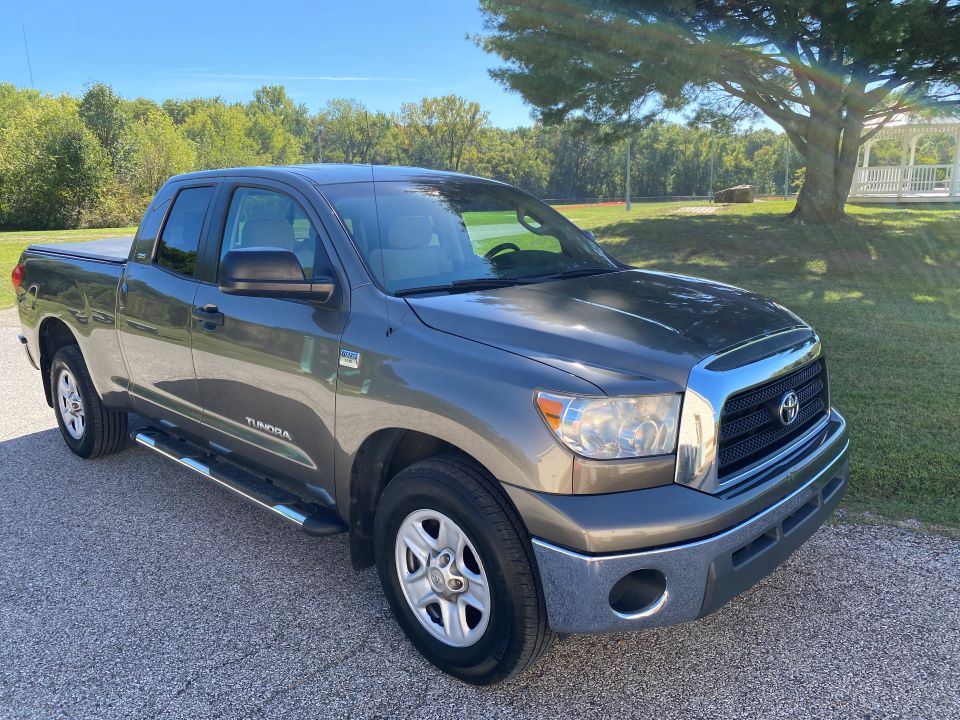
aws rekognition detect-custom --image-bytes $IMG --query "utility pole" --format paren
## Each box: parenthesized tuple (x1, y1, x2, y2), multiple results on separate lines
(315, 126, 323, 163)
(784, 142, 791, 200)
(20, 14, 34, 88)
(625, 138, 632, 211)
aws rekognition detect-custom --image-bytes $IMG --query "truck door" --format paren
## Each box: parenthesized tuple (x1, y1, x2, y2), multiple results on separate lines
(118, 182, 218, 434)
(190, 180, 348, 501)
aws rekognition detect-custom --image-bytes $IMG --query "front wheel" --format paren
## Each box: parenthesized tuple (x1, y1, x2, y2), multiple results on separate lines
(374, 456, 555, 684)
(51, 345, 128, 458)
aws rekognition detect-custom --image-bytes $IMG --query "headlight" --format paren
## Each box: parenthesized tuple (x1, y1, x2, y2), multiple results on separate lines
(535, 391, 681, 460)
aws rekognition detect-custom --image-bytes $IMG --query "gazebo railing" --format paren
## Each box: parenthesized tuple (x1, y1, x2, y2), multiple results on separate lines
(853, 164, 954, 195)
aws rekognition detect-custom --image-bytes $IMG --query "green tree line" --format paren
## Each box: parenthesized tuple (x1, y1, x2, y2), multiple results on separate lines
(0, 82, 803, 230)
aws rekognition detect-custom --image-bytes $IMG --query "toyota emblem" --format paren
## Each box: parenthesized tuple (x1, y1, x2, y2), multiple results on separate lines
(778, 391, 800, 425)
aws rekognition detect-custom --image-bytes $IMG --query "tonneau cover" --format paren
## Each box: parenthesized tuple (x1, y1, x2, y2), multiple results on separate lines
(28, 237, 133, 264)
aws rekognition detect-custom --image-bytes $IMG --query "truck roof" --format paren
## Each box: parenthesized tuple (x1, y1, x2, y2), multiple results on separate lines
(169, 164, 494, 186)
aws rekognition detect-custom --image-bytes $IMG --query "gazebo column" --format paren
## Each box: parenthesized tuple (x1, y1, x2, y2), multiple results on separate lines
(907, 135, 920, 193)
(855, 141, 874, 195)
(898, 136, 909, 196)
(951, 132, 960, 197)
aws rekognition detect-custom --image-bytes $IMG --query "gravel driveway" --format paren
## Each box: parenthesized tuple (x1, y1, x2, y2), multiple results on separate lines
(1, 308, 957, 720)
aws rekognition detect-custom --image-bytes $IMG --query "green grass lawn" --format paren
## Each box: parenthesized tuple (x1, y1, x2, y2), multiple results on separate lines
(2, 200, 958, 525)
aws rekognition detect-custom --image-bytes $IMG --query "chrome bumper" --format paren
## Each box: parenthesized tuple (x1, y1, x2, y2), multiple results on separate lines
(532, 414, 849, 634)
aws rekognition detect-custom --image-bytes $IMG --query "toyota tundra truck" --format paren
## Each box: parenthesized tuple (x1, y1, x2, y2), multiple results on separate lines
(12, 165, 849, 684)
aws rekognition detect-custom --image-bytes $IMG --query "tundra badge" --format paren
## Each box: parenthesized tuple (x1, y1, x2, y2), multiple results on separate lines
(245, 417, 293, 441)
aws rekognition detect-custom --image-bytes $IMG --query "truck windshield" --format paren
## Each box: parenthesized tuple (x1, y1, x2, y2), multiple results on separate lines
(321, 180, 617, 295)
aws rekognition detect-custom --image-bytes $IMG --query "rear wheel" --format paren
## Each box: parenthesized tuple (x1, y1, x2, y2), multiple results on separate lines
(374, 456, 555, 684)
(51, 346, 128, 458)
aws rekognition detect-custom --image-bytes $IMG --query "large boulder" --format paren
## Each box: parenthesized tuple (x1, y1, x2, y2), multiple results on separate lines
(714, 185, 755, 203)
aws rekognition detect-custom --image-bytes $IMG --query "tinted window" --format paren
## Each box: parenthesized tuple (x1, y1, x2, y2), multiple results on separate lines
(321, 181, 615, 293)
(219, 187, 327, 278)
(155, 186, 214, 276)
(131, 194, 171, 261)
(137, 197, 170, 243)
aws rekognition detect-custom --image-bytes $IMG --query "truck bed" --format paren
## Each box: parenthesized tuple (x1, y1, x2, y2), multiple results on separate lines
(27, 237, 133, 264)
(17, 237, 132, 406)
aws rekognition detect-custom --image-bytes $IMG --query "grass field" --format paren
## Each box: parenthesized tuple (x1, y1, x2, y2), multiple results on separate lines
(1, 200, 958, 525)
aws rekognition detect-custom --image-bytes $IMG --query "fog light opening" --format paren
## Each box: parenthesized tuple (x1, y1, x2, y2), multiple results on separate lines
(609, 569, 668, 618)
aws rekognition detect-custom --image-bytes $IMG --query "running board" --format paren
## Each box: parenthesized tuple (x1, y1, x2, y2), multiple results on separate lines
(133, 428, 347, 536)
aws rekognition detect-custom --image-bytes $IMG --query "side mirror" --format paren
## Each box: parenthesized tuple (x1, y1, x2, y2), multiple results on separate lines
(219, 248, 336, 303)
(582, 229, 597, 243)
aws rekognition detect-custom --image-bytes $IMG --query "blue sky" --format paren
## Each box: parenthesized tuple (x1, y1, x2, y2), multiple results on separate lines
(2, 0, 536, 127)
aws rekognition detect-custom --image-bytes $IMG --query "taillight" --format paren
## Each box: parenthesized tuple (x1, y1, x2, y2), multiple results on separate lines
(11, 263, 24, 291)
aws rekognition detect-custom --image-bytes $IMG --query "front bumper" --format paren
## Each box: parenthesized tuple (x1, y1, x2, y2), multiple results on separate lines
(532, 414, 849, 634)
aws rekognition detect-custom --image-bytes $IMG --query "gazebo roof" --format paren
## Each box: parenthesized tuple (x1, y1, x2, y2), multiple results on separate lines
(865, 112, 960, 140)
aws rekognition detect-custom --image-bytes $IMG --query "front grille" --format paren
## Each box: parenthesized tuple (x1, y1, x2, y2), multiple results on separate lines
(717, 359, 829, 478)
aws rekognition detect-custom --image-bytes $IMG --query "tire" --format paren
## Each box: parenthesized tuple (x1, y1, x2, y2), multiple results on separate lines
(374, 455, 556, 684)
(51, 345, 128, 459)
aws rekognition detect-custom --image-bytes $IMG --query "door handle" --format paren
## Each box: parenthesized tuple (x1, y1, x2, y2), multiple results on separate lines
(192, 304, 225, 328)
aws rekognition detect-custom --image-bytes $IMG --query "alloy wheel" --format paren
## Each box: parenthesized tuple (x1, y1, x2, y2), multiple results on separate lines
(394, 509, 491, 648)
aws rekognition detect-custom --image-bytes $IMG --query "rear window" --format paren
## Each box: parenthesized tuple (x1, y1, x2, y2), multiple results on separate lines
(155, 186, 214, 276)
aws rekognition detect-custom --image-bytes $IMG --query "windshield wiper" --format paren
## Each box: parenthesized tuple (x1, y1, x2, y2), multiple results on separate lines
(395, 277, 535, 297)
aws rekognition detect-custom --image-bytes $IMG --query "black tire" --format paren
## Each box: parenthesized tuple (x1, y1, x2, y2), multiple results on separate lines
(50, 345, 128, 459)
(374, 455, 556, 684)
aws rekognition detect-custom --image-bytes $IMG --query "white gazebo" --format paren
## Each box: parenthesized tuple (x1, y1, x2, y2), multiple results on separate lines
(849, 113, 960, 202)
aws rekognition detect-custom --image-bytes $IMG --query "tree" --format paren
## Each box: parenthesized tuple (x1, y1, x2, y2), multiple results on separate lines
(182, 103, 264, 168)
(246, 110, 304, 165)
(463, 126, 553, 193)
(128, 109, 197, 196)
(316, 99, 397, 164)
(78, 82, 132, 172)
(162, 97, 223, 125)
(0, 90, 110, 229)
(400, 96, 490, 171)
(249, 85, 312, 157)
(479, 0, 960, 222)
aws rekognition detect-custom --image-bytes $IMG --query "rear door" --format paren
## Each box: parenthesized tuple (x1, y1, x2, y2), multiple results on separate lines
(117, 182, 218, 433)
(190, 178, 348, 500)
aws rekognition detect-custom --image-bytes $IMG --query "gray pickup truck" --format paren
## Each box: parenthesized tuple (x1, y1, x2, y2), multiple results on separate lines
(13, 165, 848, 684)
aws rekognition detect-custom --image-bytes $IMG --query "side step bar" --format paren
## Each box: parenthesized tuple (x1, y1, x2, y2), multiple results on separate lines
(133, 428, 347, 536)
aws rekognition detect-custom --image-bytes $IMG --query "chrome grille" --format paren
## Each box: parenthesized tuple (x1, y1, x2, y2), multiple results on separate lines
(717, 359, 829, 477)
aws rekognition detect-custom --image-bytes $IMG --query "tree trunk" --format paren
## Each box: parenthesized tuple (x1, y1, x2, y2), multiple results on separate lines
(790, 162, 848, 223)
(789, 145, 862, 224)
(788, 106, 851, 223)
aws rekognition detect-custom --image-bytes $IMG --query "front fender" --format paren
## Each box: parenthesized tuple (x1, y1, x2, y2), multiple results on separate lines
(334, 287, 601, 513)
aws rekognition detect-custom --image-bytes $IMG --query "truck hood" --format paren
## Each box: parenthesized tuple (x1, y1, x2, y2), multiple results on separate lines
(404, 269, 805, 394)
